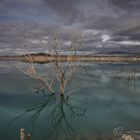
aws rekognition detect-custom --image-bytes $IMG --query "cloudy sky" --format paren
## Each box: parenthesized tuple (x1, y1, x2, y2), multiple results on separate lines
(0, 0, 140, 55)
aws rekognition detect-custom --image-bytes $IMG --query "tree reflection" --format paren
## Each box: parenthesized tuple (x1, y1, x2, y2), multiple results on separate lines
(10, 92, 86, 140)
(47, 95, 86, 140)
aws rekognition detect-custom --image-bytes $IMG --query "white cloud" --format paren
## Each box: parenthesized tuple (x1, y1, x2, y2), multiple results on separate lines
(101, 34, 111, 42)
(29, 39, 40, 44)
(42, 36, 49, 40)
(106, 40, 140, 46)
(96, 44, 103, 48)
(64, 41, 72, 46)
(41, 40, 48, 44)
(116, 41, 140, 46)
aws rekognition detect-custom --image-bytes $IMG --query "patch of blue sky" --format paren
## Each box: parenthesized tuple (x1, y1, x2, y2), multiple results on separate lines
(0, 15, 22, 21)
(0, 0, 64, 25)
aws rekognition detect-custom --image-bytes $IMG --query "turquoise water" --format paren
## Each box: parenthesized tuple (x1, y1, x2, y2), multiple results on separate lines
(0, 61, 140, 140)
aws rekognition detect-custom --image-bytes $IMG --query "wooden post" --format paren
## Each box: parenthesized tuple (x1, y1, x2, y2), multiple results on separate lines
(27, 133, 31, 140)
(20, 128, 25, 140)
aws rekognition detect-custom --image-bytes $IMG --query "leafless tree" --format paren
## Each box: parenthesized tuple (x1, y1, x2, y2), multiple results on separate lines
(23, 33, 83, 96)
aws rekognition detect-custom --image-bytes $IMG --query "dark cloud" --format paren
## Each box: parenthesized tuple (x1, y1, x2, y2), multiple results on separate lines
(43, 0, 83, 23)
(109, 0, 140, 11)
(43, 0, 138, 26)
(82, 17, 117, 30)
(0, 0, 140, 54)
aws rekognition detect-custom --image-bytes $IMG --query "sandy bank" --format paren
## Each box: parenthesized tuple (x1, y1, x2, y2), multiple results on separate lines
(0, 54, 140, 63)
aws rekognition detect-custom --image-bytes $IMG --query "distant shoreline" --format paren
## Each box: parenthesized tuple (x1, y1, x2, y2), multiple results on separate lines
(0, 53, 140, 63)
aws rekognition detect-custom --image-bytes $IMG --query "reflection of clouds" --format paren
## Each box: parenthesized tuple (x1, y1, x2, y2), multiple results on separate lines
(1, 62, 140, 139)
(100, 75, 110, 83)
(76, 63, 140, 93)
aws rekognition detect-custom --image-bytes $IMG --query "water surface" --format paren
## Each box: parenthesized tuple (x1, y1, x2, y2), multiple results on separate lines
(0, 61, 140, 140)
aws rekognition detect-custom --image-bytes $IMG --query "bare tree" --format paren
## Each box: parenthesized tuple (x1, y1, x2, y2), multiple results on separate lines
(23, 34, 83, 96)
(10, 32, 87, 140)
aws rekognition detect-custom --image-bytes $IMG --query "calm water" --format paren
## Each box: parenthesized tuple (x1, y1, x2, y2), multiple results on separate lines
(0, 61, 140, 140)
